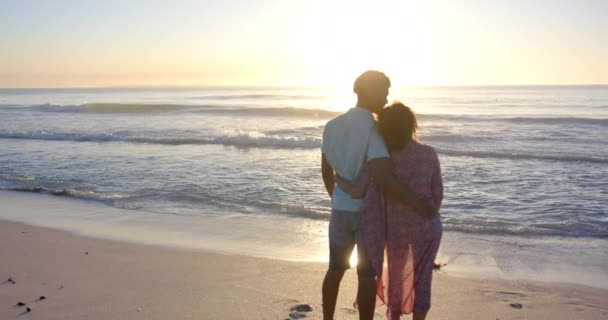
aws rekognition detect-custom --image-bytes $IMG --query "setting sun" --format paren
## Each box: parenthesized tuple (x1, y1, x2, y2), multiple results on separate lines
(292, 1, 442, 86)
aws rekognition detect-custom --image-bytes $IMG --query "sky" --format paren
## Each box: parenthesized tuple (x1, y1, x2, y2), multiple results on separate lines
(1, 0, 607, 87)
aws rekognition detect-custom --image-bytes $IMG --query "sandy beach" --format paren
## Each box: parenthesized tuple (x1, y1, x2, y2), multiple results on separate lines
(1, 216, 607, 319)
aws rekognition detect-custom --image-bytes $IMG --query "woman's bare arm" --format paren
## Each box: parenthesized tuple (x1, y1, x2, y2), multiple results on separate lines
(334, 174, 366, 198)
(427, 150, 444, 218)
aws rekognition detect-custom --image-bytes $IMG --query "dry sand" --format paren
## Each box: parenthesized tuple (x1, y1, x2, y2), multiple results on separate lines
(1, 220, 607, 319)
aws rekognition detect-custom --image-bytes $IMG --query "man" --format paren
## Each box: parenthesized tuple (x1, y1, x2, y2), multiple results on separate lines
(321, 70, 433, 320)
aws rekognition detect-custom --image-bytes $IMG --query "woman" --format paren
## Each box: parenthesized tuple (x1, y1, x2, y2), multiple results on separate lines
(335, 102, 443, 320)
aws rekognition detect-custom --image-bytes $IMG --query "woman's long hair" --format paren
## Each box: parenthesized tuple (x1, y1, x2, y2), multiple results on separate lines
(378, 102, 419, 152)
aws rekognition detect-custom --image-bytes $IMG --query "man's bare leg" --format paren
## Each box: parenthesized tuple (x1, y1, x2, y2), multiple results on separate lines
(322, 269, 346, 320)
(357, 275, 376, 320)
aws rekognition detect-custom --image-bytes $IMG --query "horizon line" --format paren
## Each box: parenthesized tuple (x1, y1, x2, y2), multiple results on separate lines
(1, 83, 607, 90)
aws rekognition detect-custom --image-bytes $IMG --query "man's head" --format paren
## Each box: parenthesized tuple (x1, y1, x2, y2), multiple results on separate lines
(353, 70, 391, 114)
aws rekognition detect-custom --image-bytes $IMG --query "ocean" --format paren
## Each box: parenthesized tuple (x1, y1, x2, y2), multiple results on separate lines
(1, 85, 607, 286)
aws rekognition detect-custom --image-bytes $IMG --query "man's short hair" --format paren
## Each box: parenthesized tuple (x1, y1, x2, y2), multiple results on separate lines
(353, 70, 391, 95)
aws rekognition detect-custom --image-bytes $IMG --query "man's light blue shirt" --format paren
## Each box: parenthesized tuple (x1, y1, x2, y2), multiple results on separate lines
(321, 107, 389, 212)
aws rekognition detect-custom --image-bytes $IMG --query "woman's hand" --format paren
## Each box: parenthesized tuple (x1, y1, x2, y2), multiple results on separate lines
(333, 173, 345, 184)
(334, 173, 365, 199)
(417, 197, 439, 219)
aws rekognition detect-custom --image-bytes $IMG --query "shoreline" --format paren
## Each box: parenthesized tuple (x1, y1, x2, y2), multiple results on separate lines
(1, 190, 607, 291)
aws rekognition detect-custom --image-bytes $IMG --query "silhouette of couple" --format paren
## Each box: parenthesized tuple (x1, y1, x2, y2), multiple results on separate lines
(321, 71, 443, 320)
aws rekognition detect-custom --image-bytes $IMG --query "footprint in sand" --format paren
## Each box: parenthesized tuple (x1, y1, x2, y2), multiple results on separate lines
(288, 304, 313, 319)
(16, 307, 32, 316)
(509, 302, 524, 309)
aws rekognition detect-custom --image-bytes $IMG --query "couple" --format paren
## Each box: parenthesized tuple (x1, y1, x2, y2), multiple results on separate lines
(321, 70, 443, 320)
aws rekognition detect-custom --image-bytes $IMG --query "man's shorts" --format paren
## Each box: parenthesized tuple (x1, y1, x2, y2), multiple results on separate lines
(328, 209, 375, 277)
